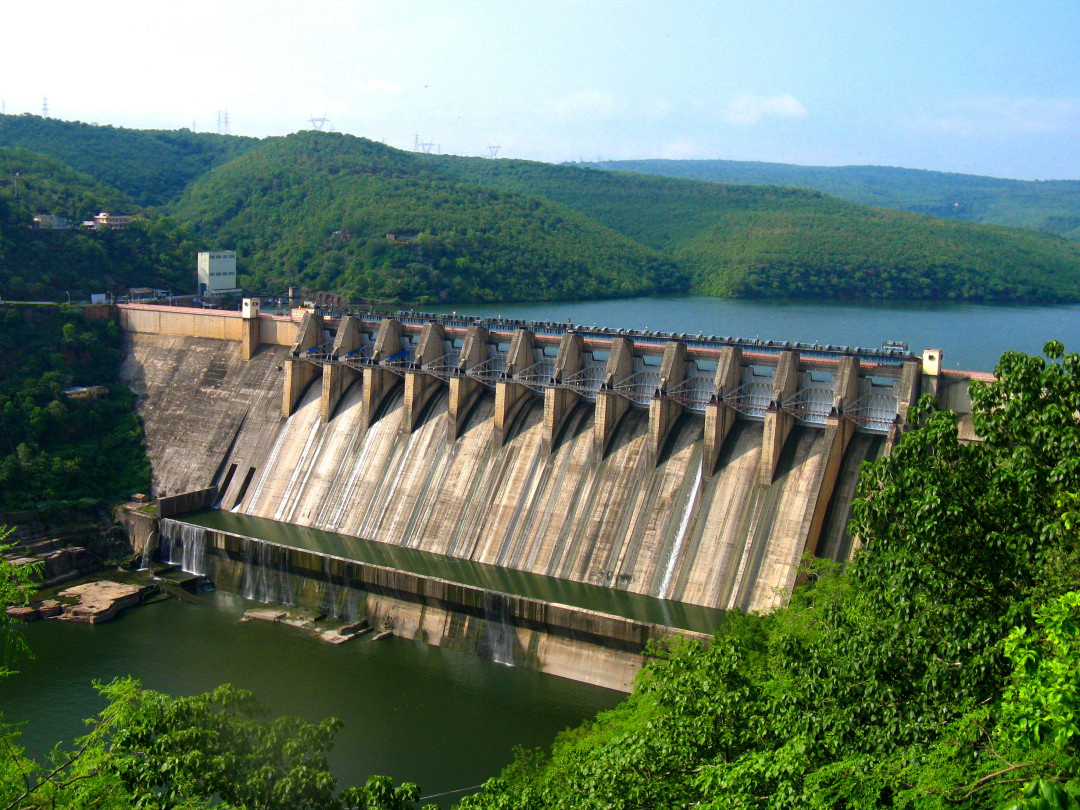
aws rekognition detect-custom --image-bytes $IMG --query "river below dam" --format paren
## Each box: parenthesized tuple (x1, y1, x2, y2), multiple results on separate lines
(5, 294, 1080, 804)
(0, 590, 622, 806)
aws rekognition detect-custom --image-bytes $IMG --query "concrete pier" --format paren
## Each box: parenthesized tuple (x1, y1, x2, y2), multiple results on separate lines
(494, 329, 535, 448)
(594, 337, 635, 459)
(648, 341, 687, 467)
(760, 351, 800, 485)
(703, 346, 742, 478)
(321, 316, 363, 421)
(447, 325, 489, 441)
(283, 312, 321, 418)
(362, 319, 403, 431)
(402, 321, 445, 433)
(544, 332, 584, 454)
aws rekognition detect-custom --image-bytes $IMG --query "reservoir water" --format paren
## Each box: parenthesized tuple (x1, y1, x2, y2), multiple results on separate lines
(4, 294, 1080, 803)
(449, 296, 1080, 372)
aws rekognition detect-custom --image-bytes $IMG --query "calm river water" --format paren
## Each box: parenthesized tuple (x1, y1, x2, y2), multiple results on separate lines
(3, 295, 1080, 804)
(1, 591, 621, 806)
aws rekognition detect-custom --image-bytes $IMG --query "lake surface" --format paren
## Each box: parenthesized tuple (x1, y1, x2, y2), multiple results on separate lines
(446, 296, 1080, 372)
(0, 591, 621, 807)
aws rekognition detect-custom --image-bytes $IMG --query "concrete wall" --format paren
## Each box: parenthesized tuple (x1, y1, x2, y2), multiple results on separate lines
(123, 330, 879, 614)
(159, 488, 217, 518)
(202, 530, 699, 691)
(114, 505, 156, 557)
(117, 304, 299, 348)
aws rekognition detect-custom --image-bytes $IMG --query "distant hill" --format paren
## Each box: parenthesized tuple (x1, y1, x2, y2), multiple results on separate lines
(577, 159, 1080, 241)
(0, 114, 258, 206)
(435, 156, 1080, 301)
(0, 146, 133, 222)
(2, 116, 1080, 305)
(170, 132, 685, 304)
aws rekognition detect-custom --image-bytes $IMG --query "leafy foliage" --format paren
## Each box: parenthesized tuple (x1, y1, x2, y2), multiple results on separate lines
(581, 158, 1080, 242)
(459, 343, 1080, 809)
(444, 157, 1080, 302)
(0, 113, 258, 206)
(0, 526, 40, 677)
(0, 678, 433, 810)
(0, 305, 150, 510)
(0, 151, 199, 300)
(6, 115, 1080, 304)
(170, 131, 685, 304)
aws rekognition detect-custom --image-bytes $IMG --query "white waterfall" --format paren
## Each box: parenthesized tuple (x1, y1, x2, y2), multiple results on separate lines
(659, 457, 703, 598)
(159, 519, 208, 575)
(481, 591, 515, 666)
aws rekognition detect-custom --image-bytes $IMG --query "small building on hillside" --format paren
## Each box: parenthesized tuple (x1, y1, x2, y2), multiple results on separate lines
(197, 250, 242, 296)
(33, 214, 70, 229)
(92, 212, 132, 230)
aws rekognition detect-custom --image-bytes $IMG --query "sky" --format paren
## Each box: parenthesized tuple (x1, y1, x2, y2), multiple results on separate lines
(2, 0, 1078, 180)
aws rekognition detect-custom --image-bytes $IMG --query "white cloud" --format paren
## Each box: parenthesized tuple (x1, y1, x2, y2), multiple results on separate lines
(910, 97, 1080, 137)
(660, 137, 700, 159)
(543, 91, 618, 121)
(723, 94, 808, 126)
(349, 79, 402, 97)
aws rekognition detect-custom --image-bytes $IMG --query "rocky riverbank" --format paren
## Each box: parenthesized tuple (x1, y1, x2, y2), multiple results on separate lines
(6, 579, 158, 624)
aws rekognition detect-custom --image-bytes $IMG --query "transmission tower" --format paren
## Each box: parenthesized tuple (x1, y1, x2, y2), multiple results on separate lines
(218, 108, 231, 135)
(413, 133, 434, 153)
(308, 113, 331, 131)
(42, 96, 49, 117)
(486, 144, 501, 159)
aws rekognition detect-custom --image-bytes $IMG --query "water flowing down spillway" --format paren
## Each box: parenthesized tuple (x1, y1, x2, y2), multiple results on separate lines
(213, 376, 831, 613)
(127, 333, 867, 618)
(159, 519, 208, 575)
(481, 591, 515, 667)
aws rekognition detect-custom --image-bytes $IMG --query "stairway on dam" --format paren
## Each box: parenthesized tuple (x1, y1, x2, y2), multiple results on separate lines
(116, 303, 984, 686)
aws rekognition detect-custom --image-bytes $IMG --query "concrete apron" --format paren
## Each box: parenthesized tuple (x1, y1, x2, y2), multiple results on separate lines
(201, 527, 709, 692)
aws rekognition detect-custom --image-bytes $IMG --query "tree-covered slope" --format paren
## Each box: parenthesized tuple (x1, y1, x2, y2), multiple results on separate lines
(0, 148, 199, 300)
(438, 156, 1080, 302)
(3, 117, 1080, 304)
(0, 305, 150, 511)
(0, 114, 258, 206)
(678, 204, 1080, 300)
(580, 158, 1080, 241)
(171, 131, 686, 304)
(0, 146, 133, 222)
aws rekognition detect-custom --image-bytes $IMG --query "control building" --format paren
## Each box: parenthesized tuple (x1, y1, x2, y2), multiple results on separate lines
(197, 250, 242, 296)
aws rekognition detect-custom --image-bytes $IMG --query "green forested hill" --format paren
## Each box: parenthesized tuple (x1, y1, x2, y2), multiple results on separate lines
(0, 147, 197, 300)
(2, 116, 1080, 304)
(0, 113, 258, 206)
(436, 155, 1080, 300)
(170, 132, 685, 303)
(579, 158, 1080, 241)
(0, 146, 133, 222)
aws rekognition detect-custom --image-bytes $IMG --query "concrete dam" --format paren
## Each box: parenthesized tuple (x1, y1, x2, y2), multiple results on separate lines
(118, 303, 983, 689)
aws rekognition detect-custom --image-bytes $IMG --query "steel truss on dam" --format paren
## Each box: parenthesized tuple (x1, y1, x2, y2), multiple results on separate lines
(286, 307, 918, 444)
